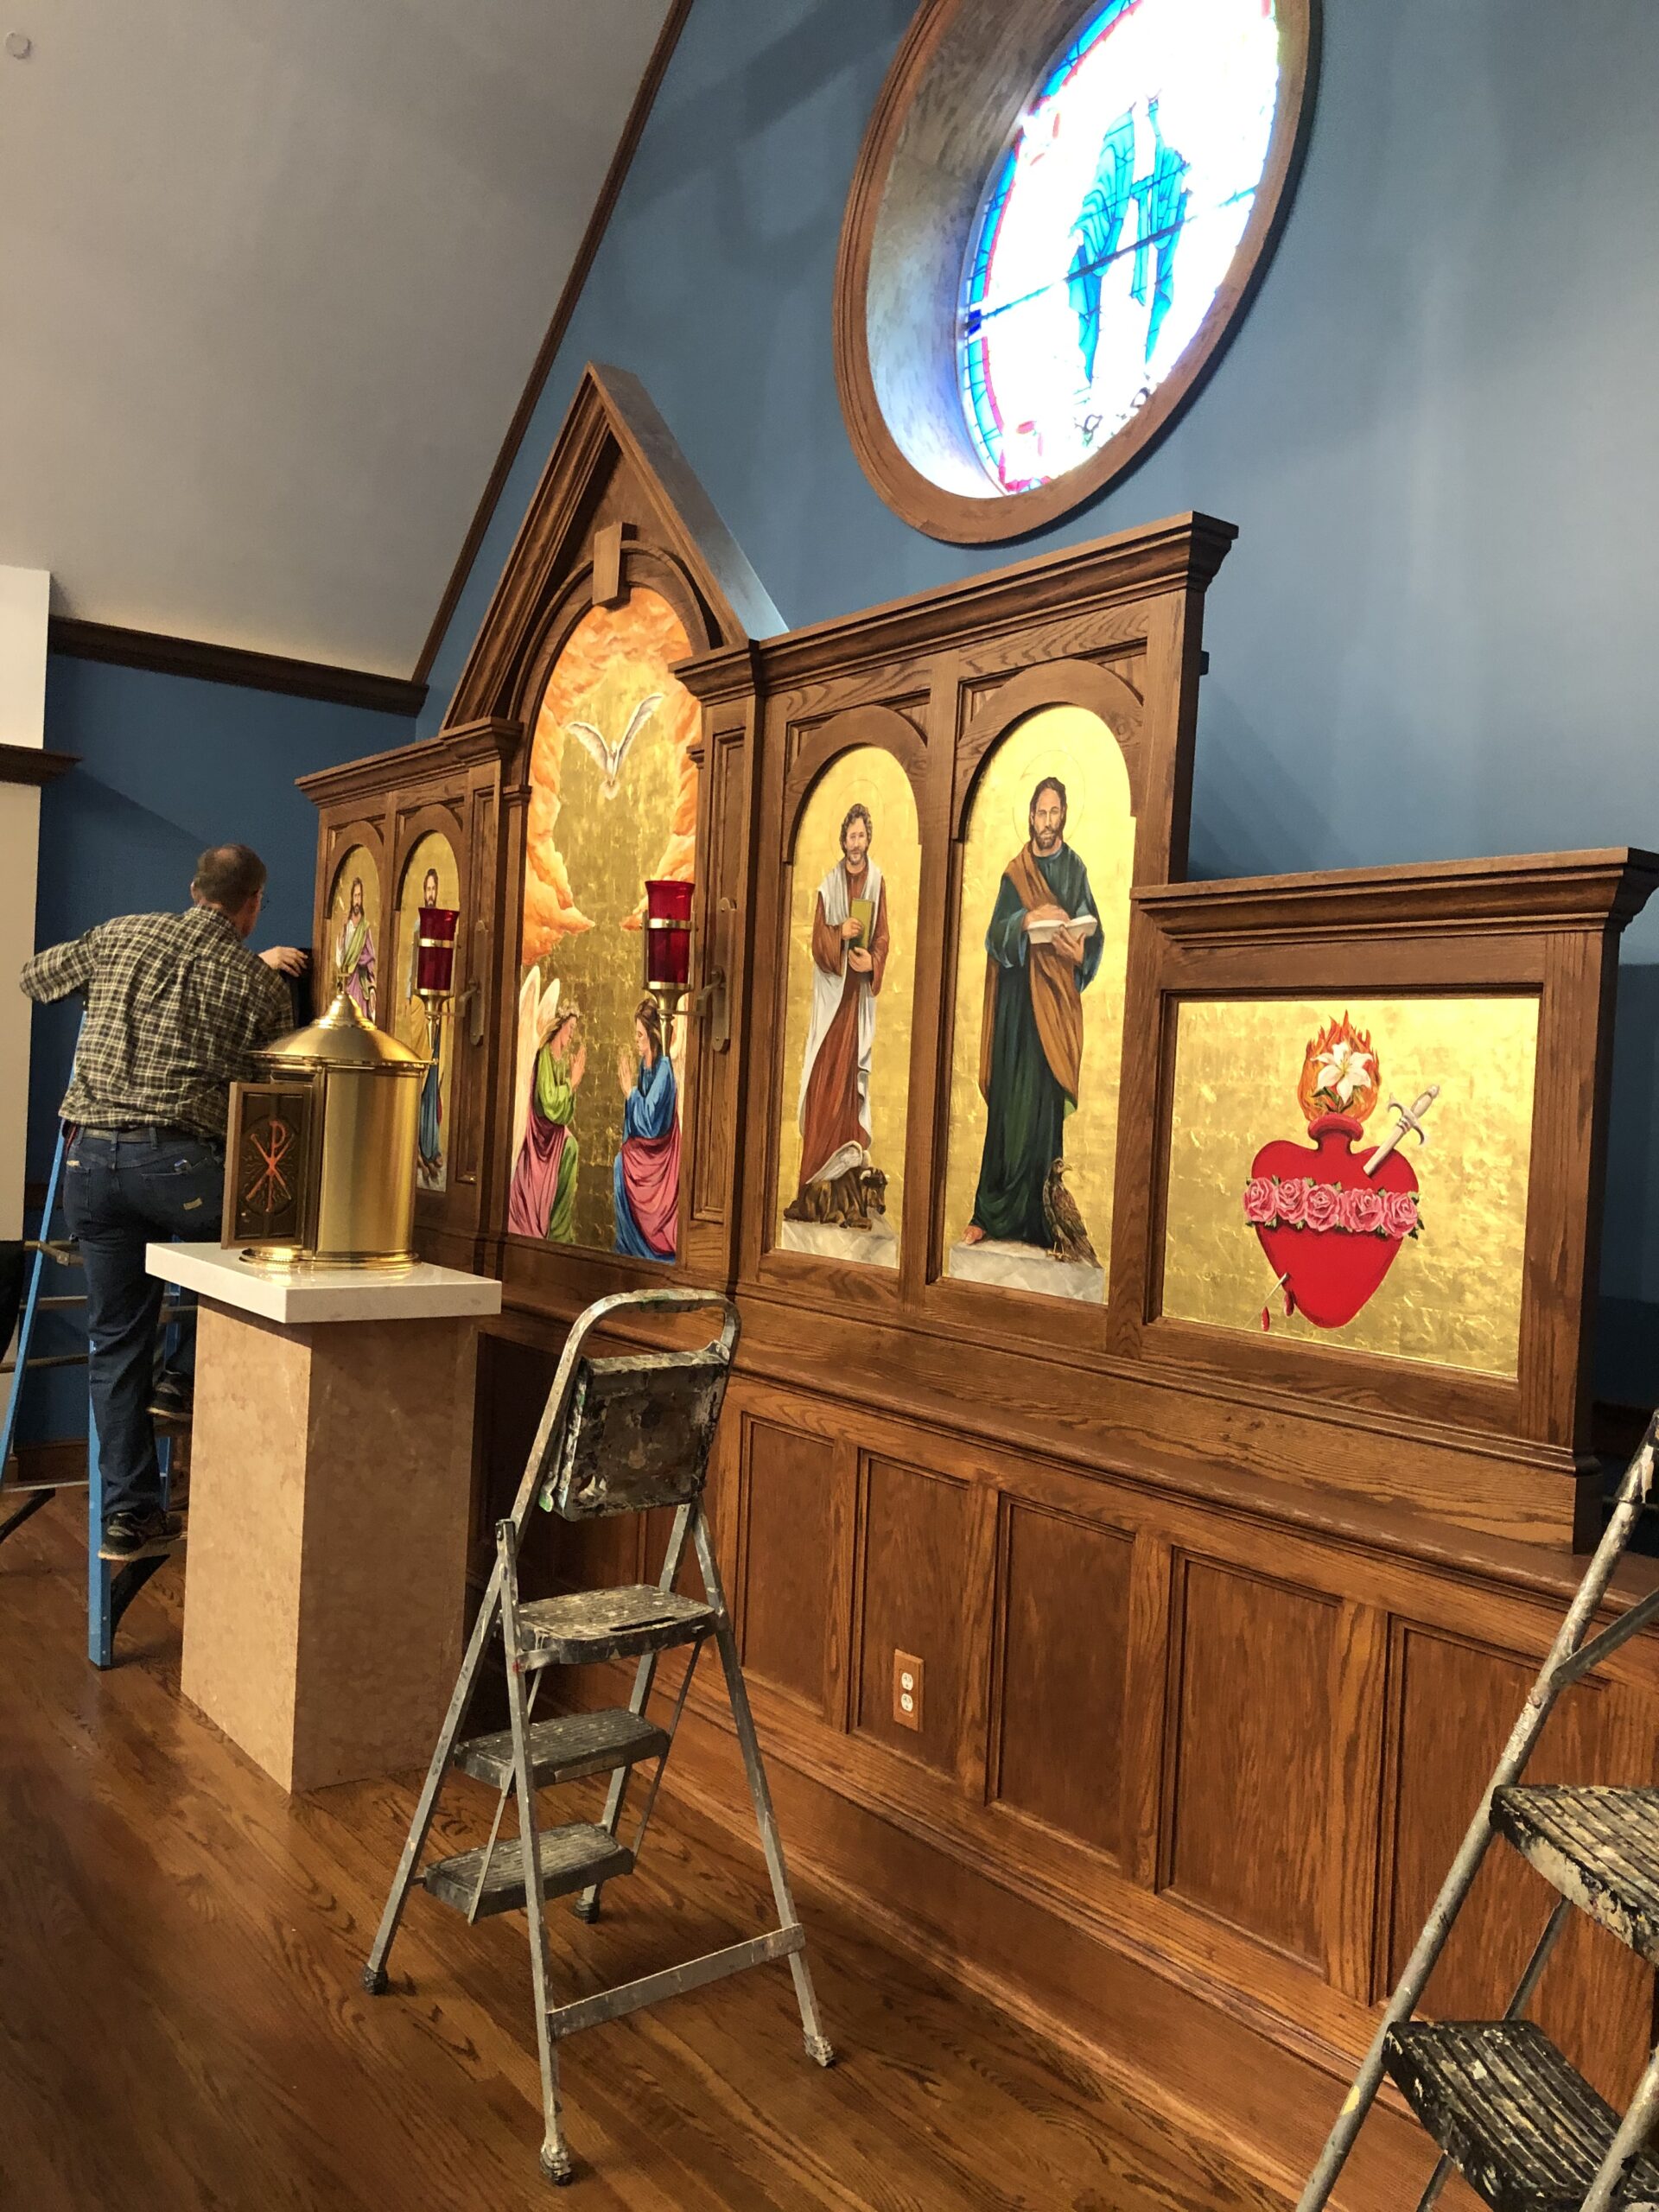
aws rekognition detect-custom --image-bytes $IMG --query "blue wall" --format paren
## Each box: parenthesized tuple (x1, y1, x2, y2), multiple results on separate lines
(419, 0, 1659, 1394)
(27, 656, 412, 1184)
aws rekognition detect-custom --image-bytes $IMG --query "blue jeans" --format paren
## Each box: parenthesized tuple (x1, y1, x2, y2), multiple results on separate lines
(62, 1129, 221, 1521)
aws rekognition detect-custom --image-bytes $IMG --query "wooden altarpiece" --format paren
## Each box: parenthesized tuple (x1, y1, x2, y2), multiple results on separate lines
(302, 363, 778, 1295)
(663, 524, 1659, 2210)
(308, 390, 1659, 2209)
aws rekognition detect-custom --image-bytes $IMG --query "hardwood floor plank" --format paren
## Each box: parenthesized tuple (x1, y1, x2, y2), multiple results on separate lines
(0, 1507, 1274, 2210)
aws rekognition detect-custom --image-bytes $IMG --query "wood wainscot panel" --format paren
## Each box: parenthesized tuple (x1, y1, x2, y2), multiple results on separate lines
(855, 1454, 995, 1787)
(735, 1411, 840, 1716)
(1162, 1554, 1337, 1966)
(1380, 1620, 1656, 2107)
(993, 1497, 1134, 1859)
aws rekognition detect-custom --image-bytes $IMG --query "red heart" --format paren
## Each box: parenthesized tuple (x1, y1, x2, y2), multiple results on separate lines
(1249, 1115, 1419, 1330)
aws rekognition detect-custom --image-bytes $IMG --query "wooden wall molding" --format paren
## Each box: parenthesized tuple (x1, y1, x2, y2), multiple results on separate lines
(0, 742, 76, 786)
(832, 0, 1319, 543)
(48, 615, 424, 718)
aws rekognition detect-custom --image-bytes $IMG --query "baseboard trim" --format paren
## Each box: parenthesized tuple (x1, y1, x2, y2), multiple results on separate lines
(6, 1437, 86, 1491)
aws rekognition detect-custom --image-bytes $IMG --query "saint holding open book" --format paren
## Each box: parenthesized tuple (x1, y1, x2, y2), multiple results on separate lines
(965, 775, 1103, 1250)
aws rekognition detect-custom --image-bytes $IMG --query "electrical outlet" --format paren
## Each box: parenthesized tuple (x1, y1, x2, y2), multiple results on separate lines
(893, 1649, 923, 1732)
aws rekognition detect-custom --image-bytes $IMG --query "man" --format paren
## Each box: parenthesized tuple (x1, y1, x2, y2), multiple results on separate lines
(20, 845, 308, 1558)
(965, 778, 1103, 1250)
(785, 802, 889, 1222)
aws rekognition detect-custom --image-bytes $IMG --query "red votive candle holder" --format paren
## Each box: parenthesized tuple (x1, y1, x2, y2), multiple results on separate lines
(644, 878, 693, 991)
(416, 906, 460, 996)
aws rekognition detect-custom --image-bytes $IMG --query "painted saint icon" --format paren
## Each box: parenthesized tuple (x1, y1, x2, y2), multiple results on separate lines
(964, 777, 1103, 1255)
(409, 868, 444, 1185)
(613, 995, 678, 1262)
(784, 802, 892, 1235)
(507, 973, 585, 1243)
(335, 875, 376, 1020)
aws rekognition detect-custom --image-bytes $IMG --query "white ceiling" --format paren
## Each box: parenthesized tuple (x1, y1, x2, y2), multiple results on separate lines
(0, 0, 675, 674)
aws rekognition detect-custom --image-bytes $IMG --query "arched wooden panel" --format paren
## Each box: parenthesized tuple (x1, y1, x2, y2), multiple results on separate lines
(782, 702, 929, 862)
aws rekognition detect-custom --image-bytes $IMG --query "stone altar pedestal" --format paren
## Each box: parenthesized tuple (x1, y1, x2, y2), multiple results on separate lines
(149, 1242, 501, 1795)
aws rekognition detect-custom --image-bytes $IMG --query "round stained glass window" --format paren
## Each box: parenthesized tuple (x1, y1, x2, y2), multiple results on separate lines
(834, 0, 1316, 541)
(960, 0, 1286, 493)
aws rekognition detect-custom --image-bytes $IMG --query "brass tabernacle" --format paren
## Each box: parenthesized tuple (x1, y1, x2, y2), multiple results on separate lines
(222, 988, 429, 1267)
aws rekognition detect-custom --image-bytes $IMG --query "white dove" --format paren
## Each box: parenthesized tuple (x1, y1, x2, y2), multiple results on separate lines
(569, 691, 663, 799)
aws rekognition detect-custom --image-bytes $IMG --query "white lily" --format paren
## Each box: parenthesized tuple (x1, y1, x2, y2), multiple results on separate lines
(1315, 1039, 1374, 1105)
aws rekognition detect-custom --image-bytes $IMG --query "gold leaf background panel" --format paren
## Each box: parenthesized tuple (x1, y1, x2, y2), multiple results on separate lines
(327, 843, 383, 1020)
(776, 747, 920, 1258)
(942, 705, 1135, 1287)
(393, 831, 461, 1193)
(515, 589, 699, 1254)
(1161, 996, 1540, 1376)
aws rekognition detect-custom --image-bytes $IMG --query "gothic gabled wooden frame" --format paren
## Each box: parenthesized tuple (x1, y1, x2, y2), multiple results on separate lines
(439, 363, 785, 1313)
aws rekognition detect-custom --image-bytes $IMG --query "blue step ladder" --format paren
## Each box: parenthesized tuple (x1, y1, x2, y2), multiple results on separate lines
(0, 1121, 187, 1666)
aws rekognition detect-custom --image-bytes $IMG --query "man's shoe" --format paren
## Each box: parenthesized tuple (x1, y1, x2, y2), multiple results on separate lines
(99, 1508, 186, 1561)
(147, 1374, 194, 1424)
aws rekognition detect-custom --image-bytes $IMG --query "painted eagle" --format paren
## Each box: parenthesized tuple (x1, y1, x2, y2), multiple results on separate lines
(1043, 1157, 1097, 1267)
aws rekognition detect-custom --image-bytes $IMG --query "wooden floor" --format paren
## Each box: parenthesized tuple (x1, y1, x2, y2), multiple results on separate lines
(0, 1507, 1280, 2212)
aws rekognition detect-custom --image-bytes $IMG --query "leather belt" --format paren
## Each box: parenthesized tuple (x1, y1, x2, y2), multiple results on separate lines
(77, 1124, 216, 1146)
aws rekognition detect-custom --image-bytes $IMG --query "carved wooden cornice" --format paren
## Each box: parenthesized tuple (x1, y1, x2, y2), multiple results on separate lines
(714, 512, 1236, 695)
(296, 721, 518, 808)
(1135, 849, 1659, 943)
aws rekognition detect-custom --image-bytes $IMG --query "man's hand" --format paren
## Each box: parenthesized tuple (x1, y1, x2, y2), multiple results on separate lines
(259, 946, 309, 976)
(1022, 904, 1070, 934)
(849, 948, 874, 976)
(1054, 927, 1085, 964)
(840, 917, 862, 943)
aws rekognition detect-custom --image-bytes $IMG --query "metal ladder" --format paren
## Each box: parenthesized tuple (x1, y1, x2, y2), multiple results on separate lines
(1300, 1412, 1659, 2212)
(364, 1287, 833, 2187)
(0, 1118, 185, 1666)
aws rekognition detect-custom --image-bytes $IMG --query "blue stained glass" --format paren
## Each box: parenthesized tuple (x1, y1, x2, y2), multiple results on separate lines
(958, 0, 1283, 493)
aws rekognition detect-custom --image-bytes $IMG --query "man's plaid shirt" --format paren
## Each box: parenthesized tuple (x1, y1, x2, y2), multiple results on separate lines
(21, 906, 293, 1143)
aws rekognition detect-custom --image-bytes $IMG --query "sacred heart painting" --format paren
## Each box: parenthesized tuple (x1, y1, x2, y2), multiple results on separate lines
(1160, 998, 1540, 1377)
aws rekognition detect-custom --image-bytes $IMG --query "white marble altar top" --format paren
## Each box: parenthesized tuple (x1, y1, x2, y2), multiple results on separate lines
(146, 1242, 503, 1326)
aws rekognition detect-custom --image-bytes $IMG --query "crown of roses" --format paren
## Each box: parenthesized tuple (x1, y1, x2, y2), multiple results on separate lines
(1243, 1175, 1421, 1241)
